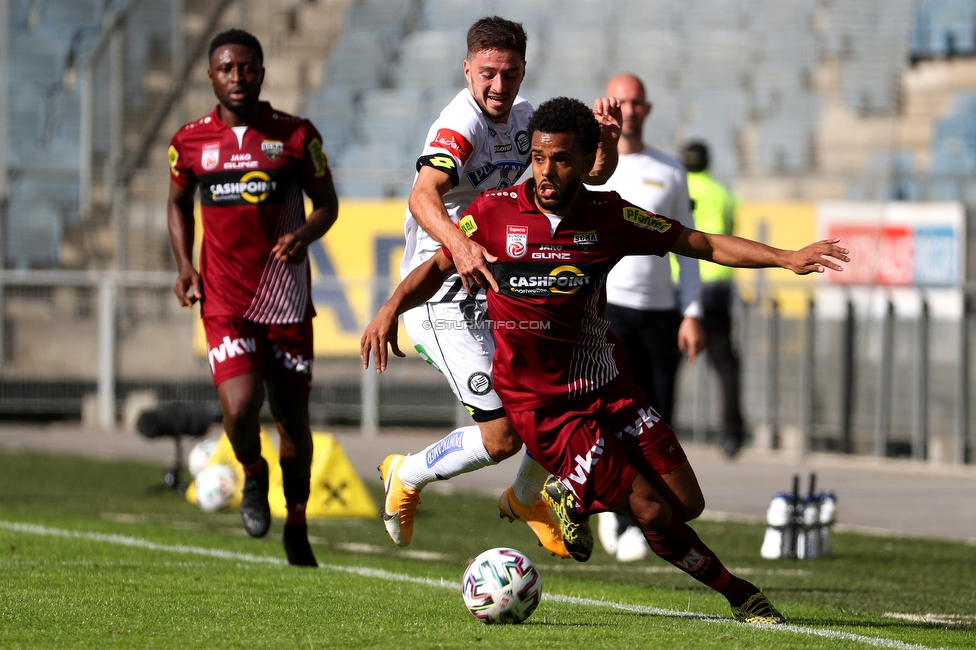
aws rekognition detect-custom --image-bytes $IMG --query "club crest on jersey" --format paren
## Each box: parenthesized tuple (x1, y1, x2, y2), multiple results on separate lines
(506, 225, 528, 259)
(467, 372, 492, 396)
(623, 207, 671, 232)
(574, 231, 598, 252)
(515, 130, 530, 155)
(201, 143, 220, 171)
(261, 139, 284, 160)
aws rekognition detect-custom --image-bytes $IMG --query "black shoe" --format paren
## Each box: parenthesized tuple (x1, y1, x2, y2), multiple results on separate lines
(542, 476, 593, 562)
(283, 524, 318, 567)
(240, 459, 271, 538)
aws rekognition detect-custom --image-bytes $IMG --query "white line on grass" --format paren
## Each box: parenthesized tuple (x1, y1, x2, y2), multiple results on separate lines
(0, 520, 942, 650)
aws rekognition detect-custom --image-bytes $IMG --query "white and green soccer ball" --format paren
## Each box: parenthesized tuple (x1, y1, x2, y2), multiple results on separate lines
(188, 438, 220, 478)
(194, 464, 238, 512)
(461, 547, 542, 624)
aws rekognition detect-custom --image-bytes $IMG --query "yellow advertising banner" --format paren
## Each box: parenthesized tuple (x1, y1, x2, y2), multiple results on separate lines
(733, 201, 818, 316)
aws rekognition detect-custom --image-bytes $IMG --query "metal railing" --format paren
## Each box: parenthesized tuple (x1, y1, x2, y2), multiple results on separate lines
(0, 272, 972, 465)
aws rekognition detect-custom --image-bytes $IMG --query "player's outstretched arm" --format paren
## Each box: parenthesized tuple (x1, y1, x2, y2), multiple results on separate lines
(273, 179, 339, 263)
(585, 96, 622, 185)
(361, 250, 456, 373)
(410, 166, 499, 295)
(167, 177, 203, 306)
(671, 230, 850, 275)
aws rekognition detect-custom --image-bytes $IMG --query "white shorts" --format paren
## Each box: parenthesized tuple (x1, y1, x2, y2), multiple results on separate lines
(402, 299, 504, 421)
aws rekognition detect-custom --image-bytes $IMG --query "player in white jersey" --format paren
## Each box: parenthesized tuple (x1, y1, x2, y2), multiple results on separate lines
(373, 16, 620, 561)
(597, 73, 706, 562)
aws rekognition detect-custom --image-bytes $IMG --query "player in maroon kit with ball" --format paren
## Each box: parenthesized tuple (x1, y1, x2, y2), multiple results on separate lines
(167, 29, 339, 567)
(362, 97, 849, 622)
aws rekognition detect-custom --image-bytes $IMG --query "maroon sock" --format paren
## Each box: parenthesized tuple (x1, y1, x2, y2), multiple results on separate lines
(238, 453, 266, 478)
(286, 504, 307, 527)
(643, 513, 756, 606)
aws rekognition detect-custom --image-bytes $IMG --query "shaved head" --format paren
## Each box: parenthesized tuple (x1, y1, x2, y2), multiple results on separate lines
(605, 72, 651, 153)
(606, 72, 647, 102)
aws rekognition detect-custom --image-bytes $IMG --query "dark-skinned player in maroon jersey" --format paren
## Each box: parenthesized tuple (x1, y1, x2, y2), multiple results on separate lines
(362, 97, 849, 622)
(167, 29, 339, 567)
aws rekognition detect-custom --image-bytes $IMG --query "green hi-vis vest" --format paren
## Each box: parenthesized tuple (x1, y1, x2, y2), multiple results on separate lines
(683, 171, 736, 283)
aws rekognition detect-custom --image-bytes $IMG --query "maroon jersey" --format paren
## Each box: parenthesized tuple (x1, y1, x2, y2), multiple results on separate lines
(168, 103, 333, 323)
(447, 181, 684, 409)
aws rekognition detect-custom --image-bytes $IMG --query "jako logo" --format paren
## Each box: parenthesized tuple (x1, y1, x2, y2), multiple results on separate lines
(208, 336, 257, 372)
(560, 437, 605, 499)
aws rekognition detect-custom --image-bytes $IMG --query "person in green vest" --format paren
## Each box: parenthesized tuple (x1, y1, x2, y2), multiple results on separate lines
(680, 141, 746, 458)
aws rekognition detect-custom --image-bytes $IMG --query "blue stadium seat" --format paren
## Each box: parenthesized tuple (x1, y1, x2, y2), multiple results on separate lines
(392, 30, 466, 90)
(930, 115, 976, 174)
(333, 143, 414, 199)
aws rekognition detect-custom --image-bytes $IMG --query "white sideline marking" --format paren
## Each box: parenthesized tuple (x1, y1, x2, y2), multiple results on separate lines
(0, 520, 943, 650)
(884, 613, 975, 626)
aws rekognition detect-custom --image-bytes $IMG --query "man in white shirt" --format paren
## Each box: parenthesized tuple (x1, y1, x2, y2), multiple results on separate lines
(596, 72, 705, 562)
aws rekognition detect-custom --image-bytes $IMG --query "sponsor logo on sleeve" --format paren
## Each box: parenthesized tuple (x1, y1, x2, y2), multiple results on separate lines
(261, 139, 284, 160)
(167, 145, 180, 176)
(623, 207, 671, 232)
(506, 225, 528, 259)
(458, 215, 478, 238)
(430, 128, 474, 164)
(201, 143, 220, 171)
(573, 230, 598, 252)
(307, 137, 329, 177)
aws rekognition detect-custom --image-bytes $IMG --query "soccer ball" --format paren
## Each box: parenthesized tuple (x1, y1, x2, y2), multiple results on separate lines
(461, 547, 542, 624)
(194, 464, 238, 512)
(188, 438, 220, 478)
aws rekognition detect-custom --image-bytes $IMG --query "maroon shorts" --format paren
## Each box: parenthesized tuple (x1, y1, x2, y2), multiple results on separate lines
(203, 316, 314, 393)
(506, 377, 687, 514)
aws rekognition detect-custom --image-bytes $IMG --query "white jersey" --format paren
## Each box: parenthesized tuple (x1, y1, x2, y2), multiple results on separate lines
(601, 146, 702, 316)
(400, 89, 533, 302)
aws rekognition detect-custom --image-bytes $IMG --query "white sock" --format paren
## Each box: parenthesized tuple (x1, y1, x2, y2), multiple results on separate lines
(397, 425, 495, 490)
(510, 453, 550, 505)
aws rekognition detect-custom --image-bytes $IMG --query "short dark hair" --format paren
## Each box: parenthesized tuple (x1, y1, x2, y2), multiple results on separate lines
(681, 141, 710, 172)
(208, 28, 264, 64)
(466, 16, 527, 61)
(527, 97, 601, 155)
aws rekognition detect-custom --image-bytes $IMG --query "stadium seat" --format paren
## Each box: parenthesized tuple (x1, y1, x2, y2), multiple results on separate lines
(930, 115, 976, 174)
(417, 0, 484, 31)
(332, 143, 414, 199)
(392, 30, 467, 90)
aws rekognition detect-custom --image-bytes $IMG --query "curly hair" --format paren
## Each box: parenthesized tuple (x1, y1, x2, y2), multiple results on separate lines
(527, 97, 601, 154)
(209, 28, 264, 64)
(466, 16, 527, 61)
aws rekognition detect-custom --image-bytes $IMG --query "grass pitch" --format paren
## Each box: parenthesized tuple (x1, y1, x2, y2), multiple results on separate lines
(1, 449, 974, 649)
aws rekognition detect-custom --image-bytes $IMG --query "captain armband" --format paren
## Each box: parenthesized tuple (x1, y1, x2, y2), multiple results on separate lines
(417, 154, 460, 187)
